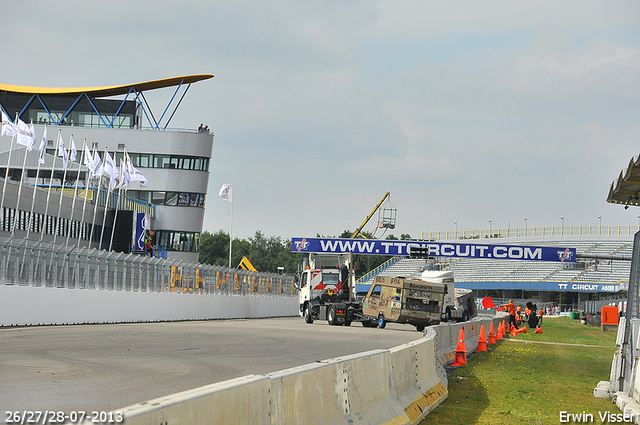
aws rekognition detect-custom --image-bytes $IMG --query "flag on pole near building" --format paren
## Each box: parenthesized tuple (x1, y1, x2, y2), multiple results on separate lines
(69, 136, 77, 162)
(83, 144, 93, 177)
(219, 184, 232, 202)
(125, 152, 148, 187)
(38, 126, 47, 164)
(103, 150, 118, 189)
(57, 131, 68, 169)
(115, 160, 130, 190)
(16, 120, 35, 151)
(1, 111, 19, 136)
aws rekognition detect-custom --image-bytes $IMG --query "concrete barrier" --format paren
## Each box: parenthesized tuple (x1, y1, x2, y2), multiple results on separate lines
(595, 317, 640, 422)
(0, 284, 298, 326)
(88, 315, 508, 425)
(115, 375, 272, 425)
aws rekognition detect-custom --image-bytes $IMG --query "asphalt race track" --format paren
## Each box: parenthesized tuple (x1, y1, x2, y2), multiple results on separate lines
(0, 317, 422, 416)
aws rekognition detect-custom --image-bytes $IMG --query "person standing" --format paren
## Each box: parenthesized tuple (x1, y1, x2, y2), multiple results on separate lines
(500, 300, 517, 329)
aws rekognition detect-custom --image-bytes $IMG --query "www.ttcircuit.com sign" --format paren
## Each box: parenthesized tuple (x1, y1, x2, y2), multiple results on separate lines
(291, 238, 576, 263)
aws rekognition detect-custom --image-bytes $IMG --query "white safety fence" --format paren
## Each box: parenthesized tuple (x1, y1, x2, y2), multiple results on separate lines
(0, 239, 298, 326)
(83, 315, 506, 425)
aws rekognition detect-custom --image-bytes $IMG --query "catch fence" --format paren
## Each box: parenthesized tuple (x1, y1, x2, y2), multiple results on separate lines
(0, 239, 297, 297)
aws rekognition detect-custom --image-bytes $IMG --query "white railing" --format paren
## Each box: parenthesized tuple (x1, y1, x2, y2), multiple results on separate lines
(421, 225, 640, 241)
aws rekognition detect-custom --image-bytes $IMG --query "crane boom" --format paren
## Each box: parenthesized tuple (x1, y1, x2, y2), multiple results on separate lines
(351, 192, 390, 239)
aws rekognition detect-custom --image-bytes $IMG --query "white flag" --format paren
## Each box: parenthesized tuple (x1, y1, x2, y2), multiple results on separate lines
(1, 111, 19, 136)
(16, 120, 35, 151)
(115, 160, 131, 190)
(103, 150, 118, 190)
(69, 137, 77, 162)
(83, 145, 93, 177)
(219, 184, 232, 202)
(125, 153, 148, 187)
(57, 131, 68, 169)
(38, 127, 47, 164)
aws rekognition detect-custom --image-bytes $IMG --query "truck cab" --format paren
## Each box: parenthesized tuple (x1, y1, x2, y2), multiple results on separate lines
(419, 270, 475, 322)
(296, 253, 357, 325)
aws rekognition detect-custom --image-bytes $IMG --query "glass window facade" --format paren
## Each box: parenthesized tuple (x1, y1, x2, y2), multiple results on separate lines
(130, 191, 206, 208)
(156, 231, 200, 252)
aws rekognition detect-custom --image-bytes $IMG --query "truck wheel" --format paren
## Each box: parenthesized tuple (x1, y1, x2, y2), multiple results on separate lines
(444, 307, 452, 322)
(415, 324, 425, 332)
(327, 306, 337, 325)
(344, 319, 351, 327)
(377, 314, 386, 329)
(304, 304, 314, 324)
(362, 320, 377, 328)
(461, 310, 469, 322)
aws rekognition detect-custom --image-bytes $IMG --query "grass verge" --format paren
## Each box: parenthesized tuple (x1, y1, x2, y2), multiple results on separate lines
(420, 317, 620, 425)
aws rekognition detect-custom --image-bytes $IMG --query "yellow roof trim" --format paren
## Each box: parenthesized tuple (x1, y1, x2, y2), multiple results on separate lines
(0, 74, 213, 98)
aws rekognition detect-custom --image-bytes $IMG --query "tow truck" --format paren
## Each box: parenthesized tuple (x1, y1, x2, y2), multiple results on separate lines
(294, 252, 474, 331)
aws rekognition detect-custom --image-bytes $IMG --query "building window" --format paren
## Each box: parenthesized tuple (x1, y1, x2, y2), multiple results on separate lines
(156, 231, 200, 252)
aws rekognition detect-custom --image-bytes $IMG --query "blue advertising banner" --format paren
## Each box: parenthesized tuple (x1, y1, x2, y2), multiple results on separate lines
(133, 212, 149, 251)
(356, 281, 620, 293)
(291, 237, 576, 263)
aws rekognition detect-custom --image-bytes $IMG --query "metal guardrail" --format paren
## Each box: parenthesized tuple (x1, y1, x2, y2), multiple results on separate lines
(355, 256, 400, 284)
(0, 240, 296, 297)
(421, 225, 640, 241)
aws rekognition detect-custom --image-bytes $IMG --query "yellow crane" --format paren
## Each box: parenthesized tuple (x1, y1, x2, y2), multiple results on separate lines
(351, 192, 396, 239)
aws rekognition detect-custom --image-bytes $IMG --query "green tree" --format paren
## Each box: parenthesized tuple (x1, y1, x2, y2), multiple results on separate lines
(198, 230, 231, 266)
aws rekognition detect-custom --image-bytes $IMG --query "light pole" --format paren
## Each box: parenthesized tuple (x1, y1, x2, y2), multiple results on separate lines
(598, 215, 602, 235)
(489, 219, 492, 236)
(524, 217, 527, 236)
(454, 221, 457, 238)
(561, 216, 564, 235)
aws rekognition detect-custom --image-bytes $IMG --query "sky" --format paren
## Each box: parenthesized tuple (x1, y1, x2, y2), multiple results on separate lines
(2, 1, 640, 240)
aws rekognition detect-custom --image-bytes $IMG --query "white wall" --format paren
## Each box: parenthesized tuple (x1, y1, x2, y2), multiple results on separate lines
(0, 285, 298, 326)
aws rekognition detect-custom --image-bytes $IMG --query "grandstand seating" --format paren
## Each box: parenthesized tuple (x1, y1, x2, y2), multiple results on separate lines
(358, 237, 632, 291)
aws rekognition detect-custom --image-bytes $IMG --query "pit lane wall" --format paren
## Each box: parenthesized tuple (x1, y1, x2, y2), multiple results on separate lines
(94, 314, 506, 425)
(0, 284, 299, 326)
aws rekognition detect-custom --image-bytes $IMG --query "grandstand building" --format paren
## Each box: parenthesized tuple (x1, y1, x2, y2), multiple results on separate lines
(357, 232, 634, 310)
(0, 75, 214, 262)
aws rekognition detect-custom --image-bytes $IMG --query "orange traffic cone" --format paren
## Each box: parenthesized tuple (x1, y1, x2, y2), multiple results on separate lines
(534, 327, 542, 334)
(488, 322, 496, 344)
(451, 328, 467, 366)
(477, 324, 488, 352)
(496, 321, 504, 340)
(511, 327, 526, 336)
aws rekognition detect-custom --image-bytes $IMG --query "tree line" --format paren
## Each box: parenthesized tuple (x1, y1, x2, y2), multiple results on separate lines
(198, 230, 413, 278)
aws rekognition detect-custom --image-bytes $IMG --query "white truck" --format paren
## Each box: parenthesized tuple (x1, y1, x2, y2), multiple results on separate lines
(418, 270, 475, 323)
(295, 253, 376, 327)
(295, 253, 474, 330)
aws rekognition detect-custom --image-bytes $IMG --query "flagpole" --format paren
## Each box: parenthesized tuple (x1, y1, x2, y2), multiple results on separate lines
(0, 114, 18, 232)
(88, 146, 102, 247)
(78, 141, 94, 249)
(40, 128, 60, 242)
(99, 148, 115, 250)
(66, 139, 85, 246)
(52, 134, 71, 246)
(21, 125, 48, 281)
(26, 124, 47, 241)
(228, 182, 233, 268)
(11, 120, 34, 236)
(89, 176, 103, 248)
(108, 158, 124, 251)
